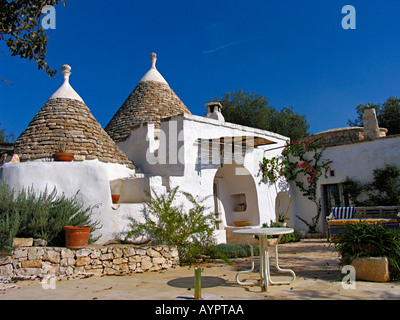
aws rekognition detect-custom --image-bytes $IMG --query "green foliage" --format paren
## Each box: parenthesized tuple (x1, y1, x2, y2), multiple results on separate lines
(262, 221, 302, 243)
(0, 182, 100, 250)
(0, 0, 66, 79)
(342, 177, 363, 206)
(0, 123, 14, 143)
(332, 222, 400, 280)
(124, 187, 219, 264)
(209, 223, 301, 261)
(368, 165, 400, 206)
(212, 90, 310, 141)
(260, 136, 332, 233)
(0, 183, 20, 251)
(348, 97, 400, 135)
(343, 165, 400, 206)
(209, 243, 260, 259)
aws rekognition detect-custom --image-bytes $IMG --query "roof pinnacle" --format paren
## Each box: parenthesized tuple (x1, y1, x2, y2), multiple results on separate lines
(61, 64, 72, 82)
(49, 64, 84, 102)
(150, 53, 157, 69)
(139, 52, 167, 84)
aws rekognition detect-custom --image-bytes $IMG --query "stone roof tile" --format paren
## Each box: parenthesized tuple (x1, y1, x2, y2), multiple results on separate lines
(14, 65, 135, 169)
(105, 53, 191, 142)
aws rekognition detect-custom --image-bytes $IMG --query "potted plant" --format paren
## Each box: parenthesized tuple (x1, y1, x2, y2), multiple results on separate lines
(53, 142, 74, 162)
(64, 225, 92, 249)
(332, 222, 400, 281)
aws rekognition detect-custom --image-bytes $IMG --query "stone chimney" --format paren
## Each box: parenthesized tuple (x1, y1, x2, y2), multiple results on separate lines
(205, 102, 225, 123)
(363, 106, 381, 140)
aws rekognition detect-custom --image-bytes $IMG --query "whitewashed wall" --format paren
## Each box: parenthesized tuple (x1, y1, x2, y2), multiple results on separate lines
(291, 135, 400, 234)
(1, 114, 291, 244)
(0, 160, 140, 243)
(118, 113, 290, 242)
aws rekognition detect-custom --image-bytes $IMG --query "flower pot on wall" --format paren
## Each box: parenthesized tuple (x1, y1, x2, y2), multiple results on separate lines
(112, 194, 120, 204)
(53, 152, 74, 162)
(64, 226, 91, 249)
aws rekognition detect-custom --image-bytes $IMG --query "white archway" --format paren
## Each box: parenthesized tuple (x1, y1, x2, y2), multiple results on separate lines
(213, 163, 260, 227)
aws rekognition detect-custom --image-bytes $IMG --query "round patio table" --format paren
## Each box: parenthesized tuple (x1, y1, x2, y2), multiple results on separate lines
(233, 227, 296, 291)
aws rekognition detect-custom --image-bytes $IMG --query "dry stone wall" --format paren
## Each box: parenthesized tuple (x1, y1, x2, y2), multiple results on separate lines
(0, 243, 179, 280)
(311, 127, 387, 148)
(105, 81, 191, 142)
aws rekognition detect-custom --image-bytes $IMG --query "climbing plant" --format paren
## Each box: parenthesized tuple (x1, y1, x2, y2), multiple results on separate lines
(260, 136, 332, 233)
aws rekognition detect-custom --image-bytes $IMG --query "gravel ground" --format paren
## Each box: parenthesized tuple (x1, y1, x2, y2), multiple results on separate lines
(0, 239, 399, 300)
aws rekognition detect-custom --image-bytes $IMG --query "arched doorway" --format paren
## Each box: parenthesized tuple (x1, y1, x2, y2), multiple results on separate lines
(213, 163, 260, 227)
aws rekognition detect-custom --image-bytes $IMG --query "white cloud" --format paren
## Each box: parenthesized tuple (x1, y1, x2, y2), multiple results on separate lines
(202, 39, 251, 54)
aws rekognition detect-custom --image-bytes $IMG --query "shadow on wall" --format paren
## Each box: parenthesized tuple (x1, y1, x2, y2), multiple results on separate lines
(110, 177, 151, 204)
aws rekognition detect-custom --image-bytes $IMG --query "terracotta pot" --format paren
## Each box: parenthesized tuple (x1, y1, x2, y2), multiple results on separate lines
(111, 194, 120, 204)
(53, 152, 74, 162)
(64, 226, 92, 249)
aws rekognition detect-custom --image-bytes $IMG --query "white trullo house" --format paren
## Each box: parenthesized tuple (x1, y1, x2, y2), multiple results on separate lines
(0, 53, 291, 244)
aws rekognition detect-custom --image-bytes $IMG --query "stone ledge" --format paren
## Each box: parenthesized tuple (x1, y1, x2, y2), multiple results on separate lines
(0, 244, 179, 280)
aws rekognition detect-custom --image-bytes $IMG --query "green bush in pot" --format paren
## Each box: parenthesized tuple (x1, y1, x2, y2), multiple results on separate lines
(332, 222, 400, 280)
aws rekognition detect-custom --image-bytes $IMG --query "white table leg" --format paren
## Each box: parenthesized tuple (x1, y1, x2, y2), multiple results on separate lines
(267, 235, 296, 285)
(235, 233, 296, 291)
(235, 237, 259, 286)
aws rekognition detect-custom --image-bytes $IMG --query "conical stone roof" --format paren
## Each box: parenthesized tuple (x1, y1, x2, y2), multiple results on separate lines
(105, 53, 191, 142)
(14, 65, 135, 169)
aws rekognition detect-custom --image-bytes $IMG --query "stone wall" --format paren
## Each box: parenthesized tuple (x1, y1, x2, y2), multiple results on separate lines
(0, 243, 179, 280)
(312, 127, 387, 148)
(105, 80, 191, 143)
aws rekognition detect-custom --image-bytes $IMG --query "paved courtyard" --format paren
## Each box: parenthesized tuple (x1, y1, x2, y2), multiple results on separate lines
(1, 239, 399, 300)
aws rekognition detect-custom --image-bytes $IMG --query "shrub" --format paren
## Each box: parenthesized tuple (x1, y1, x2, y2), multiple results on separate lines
(209, 243, 260, 260)
(124, 187, 219, 264)
(332, 222, 400, 280)
(0, 182, 21, 250)
(0, 182, 100, 250)
(262, 221, 302, 243)
(343, 164, 400, 206)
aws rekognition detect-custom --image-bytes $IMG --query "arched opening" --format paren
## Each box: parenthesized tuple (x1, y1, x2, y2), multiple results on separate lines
(213, 163, 260, 228)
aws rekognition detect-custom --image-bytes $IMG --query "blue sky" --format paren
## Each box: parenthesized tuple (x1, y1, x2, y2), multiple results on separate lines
(1, 0, 400, 139)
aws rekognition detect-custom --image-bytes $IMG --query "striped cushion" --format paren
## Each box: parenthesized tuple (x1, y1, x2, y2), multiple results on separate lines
(331, 207, 355, 219)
